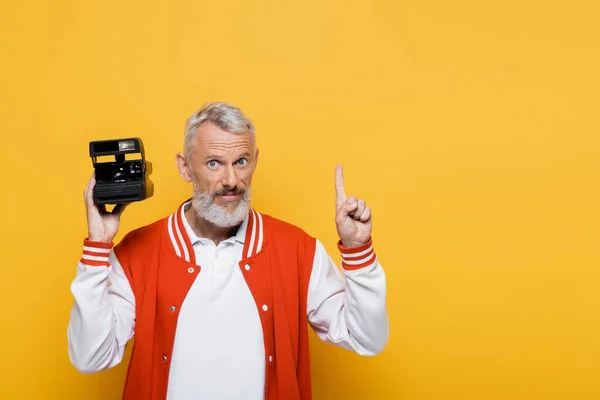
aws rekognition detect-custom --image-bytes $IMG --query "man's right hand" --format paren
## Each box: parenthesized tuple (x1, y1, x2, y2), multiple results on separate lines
(84, 173, 128, 243)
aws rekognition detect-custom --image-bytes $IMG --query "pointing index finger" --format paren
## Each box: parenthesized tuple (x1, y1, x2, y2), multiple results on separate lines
(335, 164, 346, 207)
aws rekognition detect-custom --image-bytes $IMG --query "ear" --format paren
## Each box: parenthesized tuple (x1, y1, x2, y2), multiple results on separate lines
(253, 147, 259, 169)
(175, 152, 193, 183)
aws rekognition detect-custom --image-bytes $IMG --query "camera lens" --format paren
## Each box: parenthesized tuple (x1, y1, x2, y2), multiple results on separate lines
(113, 166, 125, 178)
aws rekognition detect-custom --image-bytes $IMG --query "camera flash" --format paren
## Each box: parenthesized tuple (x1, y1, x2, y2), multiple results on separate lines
(118, 140, 135, 151)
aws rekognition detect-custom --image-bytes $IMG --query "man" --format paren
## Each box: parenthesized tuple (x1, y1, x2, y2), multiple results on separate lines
(67, 102, 389, 400)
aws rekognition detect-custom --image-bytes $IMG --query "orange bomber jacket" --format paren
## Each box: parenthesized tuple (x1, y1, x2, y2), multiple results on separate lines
(110, 200, 319, 400)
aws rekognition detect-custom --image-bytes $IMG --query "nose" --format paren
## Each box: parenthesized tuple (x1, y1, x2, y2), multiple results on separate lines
(221, 164, 239, 189)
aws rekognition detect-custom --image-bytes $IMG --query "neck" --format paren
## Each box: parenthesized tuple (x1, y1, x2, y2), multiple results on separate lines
(184, 204, 240, 246)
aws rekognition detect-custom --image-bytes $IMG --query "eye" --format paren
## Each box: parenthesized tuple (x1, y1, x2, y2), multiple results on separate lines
(207, 160, 219, 169)
(237, 159, 248, 166)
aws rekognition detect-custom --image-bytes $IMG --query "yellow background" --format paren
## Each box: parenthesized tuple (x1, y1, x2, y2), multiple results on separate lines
(1, 0, 599, 399)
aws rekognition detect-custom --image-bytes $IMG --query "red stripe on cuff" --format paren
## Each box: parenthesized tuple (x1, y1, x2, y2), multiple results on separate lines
(82, 250, 110, 257)
(83, 238, 114, 249)
(341, 255, 377, 271)
(81, 238, 113, 267)
(79, 258, 110, 267)
(337, 237, 373, 255)
(342, 248, 375, 262)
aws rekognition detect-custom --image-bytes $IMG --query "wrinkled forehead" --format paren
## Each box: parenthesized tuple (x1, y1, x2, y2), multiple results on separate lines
(192, 123, 255, 156)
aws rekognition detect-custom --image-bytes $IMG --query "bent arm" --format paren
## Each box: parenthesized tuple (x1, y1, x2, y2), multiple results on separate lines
(67, 239, 136, 373)
(307, 238, 389, 355)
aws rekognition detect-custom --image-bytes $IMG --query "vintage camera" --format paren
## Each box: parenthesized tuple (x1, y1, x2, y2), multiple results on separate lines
(89, 137, 154, 205)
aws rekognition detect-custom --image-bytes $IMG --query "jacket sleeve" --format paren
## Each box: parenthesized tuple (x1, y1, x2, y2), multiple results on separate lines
(67, 239, 136, 373)
(306, 238, 389, 355)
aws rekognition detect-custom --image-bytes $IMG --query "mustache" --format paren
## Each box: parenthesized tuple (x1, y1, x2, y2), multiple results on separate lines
(214, 187, 246, 196)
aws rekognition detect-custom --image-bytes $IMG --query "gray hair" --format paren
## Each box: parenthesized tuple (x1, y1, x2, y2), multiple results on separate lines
(184, 102, 256, 161)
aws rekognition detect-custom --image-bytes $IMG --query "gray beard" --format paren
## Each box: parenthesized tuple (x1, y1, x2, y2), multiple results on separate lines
(191, 182, 251, 228)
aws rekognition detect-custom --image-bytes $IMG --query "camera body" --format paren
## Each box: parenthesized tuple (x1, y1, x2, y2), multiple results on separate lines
(89, 137, 154, 205)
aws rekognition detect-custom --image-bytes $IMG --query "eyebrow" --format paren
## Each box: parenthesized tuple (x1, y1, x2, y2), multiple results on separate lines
(204, 152, 252, 161)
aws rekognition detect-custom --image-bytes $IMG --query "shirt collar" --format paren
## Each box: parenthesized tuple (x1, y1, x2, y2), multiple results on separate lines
(181, 201, 248, 246)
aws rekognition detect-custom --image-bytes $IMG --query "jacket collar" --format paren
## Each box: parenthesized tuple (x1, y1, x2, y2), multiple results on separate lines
(165, 199, 265, 264)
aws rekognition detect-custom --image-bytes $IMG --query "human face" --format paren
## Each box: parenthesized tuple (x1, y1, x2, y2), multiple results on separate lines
(177, 122, 258, 227)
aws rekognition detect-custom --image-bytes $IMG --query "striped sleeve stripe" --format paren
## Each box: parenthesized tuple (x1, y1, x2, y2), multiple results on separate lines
(339, 245, 373, 258)
(79, 259, 110, 267)
(337, 238, 377, 271)
(82, 254, 111, 262)
(342, 251, 375, 265)
(83, 246, 111, 255)
(80, 239, 113, 267)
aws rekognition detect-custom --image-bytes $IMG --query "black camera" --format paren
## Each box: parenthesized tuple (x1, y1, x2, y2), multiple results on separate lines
(89, 137, 154, 205)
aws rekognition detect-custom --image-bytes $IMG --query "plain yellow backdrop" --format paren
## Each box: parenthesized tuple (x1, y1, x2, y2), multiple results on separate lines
(1, 0, 600, 399)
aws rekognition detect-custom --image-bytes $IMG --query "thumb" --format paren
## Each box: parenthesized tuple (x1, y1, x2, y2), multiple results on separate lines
(336, 201, 358, 224)
(84, 173, 97, 208)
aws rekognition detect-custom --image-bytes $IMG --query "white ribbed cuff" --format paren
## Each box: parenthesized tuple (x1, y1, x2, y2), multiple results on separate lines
(79, 239, 113, 267)
(338, 238, 377, 271)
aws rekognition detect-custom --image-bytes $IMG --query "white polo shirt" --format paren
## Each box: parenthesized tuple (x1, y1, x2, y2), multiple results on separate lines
(167, 209, 266, 400)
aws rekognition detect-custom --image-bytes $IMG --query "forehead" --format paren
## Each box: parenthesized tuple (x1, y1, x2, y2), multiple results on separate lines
(193, 122, 254, 154)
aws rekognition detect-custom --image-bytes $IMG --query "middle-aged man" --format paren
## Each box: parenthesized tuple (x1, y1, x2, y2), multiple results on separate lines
(67, 102, 389, 400)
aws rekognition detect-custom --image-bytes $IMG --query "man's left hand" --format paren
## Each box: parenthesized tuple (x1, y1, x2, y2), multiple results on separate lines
(335, 164, 372, 248)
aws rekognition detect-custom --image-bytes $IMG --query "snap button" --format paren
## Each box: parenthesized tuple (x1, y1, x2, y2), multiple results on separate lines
(162, 355, 168, 361)
(170, 306, 176, 312)
(269, 355, 273, 362)
(262, 304, 268, 311)
(188, 267, 194, 273)
(245, 264, 250, 271)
